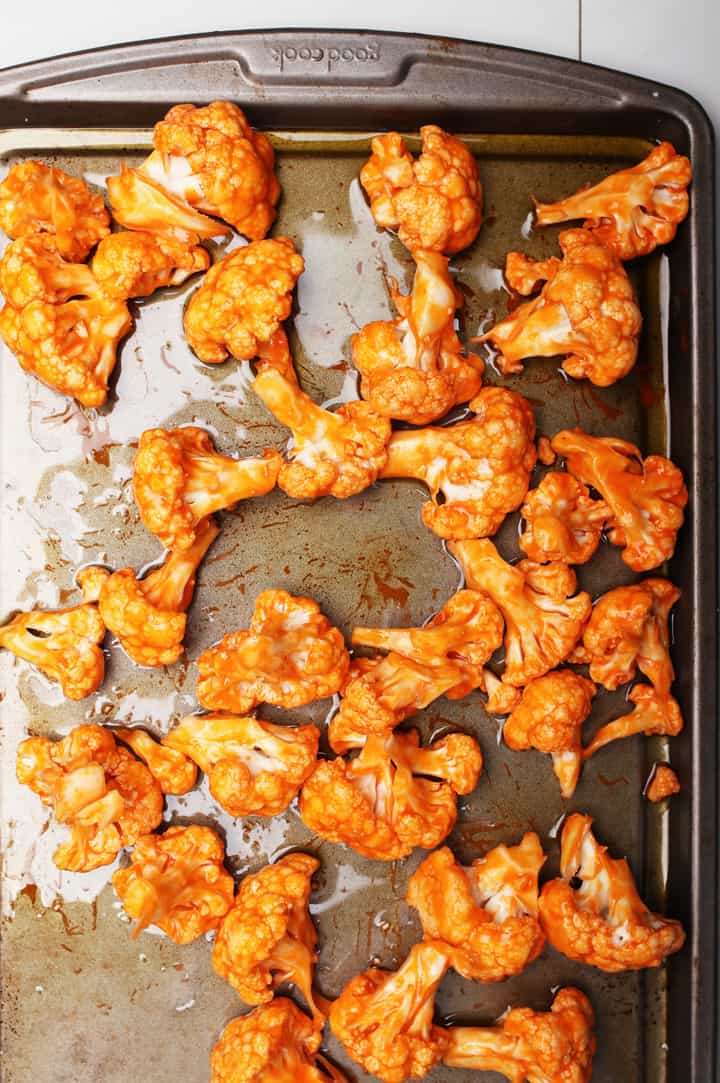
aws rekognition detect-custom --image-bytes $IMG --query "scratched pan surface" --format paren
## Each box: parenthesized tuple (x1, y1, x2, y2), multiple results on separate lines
(0, 32, 716, 1083)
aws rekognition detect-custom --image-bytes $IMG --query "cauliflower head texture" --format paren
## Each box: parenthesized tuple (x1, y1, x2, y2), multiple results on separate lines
(519, 472, 610, 565)
(115, 727, 197, 795)
(0, 233, 98, 308)
(91, 229, 209, 299)
(0, 601, 105, 700)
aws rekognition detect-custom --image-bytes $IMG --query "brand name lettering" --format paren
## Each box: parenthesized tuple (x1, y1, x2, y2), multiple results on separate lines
(270, 43, 380, 72)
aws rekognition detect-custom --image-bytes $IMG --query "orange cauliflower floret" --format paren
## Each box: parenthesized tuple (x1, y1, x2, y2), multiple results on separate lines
(142, 101, 280, 240)
(380, 385, 536, 539)
(112, 824, 234, 943)
(552, 428, 687, 572)
(360, 126, 482, 254)
(0, 160, 109, 260)
(450, 539, 591, 687)
(329, 940, 450, 1083)
(107, 165, 227, 243)
(444, 986, 596, 1083)
(534, 142, 692, 260)
(503, 671, 596, 798)
(484, 228, 642, 387)
(0, 233, 98, 308)
(91, 230, 209, 299)
(351, 249, 483, 425)
(407, 836, 546, 983)
(164, 712, 319, 817)
(583, 683, 683, 760)
(300, 728, 481, 861)
(645, 764, 680, 803)
(0, 294, 131, 407)
(90, 516, 219, 666)
(253, 367, 391, 499)
(15, 724, 163, 871)
(539, 813, 685, 971)
(133, 426, 280, 551)
(519, 472, 610, 565)
(197, 589, 349, 713)
(114, 727, 197, 795)
(0, 601, 105, 700)
(184, 238, 304, 364)
(212, 853, 322, 1020)
(210, 998, 349, 1083)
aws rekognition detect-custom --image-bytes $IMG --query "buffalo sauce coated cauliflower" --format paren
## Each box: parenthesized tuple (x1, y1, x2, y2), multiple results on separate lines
(380, 385, 536, 539)
(485, 228, 642, 387)
(91, 230, 209, 300)
(112, 824, 234, 943)
(196, 589, 349, 713)
(142, 101, 280, 239)
(360, 126, 482, 254)
(583, 684, 683, 760)
(299, 729, 481, 861)
(0, 160, 110, 260)
(115, 727, 197, 795)
(133, 426, 280, 551)
(351, 249, 483, 425)
(552, 429, 687, 571)
(253, 367, 391, 499)
(0, 601, 105, 699)
(0, 234, 99, 308)
(107, 166, 227, 243)
(212, 853, 322, 1020)
(210, 998, 349, 1083)
(646, 764, 680, 803)
(444, 986, 596, 1083)
(93, 516, 219, 666)
(449, 539, 591, 687)
(253, 326, 298, 386)
(163, 712, 319, 817)
(16, 724, 163, 871)
(539, 813, 685, 971)
(503, 671, 596, 798)
(184, 238, 304, 364)
(519, 472, 610, 565)
(407, 837, 546, 982)
(0, 294, 132, 406)
(534, 142, 692, 260)
(329, 940, 450, 1083)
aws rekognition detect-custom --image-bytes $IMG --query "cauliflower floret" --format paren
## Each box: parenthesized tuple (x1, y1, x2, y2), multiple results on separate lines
(0, 234, 99, 308)
(133, 426, 281, 550)
(552, 428, 687, 571)
(481, 668, 523, 714)
(539, 813, 685, 971)
(485, 228, 642, 387)
(253, 367, 391, 499)
(163, 712, 319, 817)
(92, 516, 219, 666)
(570, 577, 680, 693)
(0, 160, 110, 260)
(351, 249, 483, 425)
(449, 539, 591, 687)
(360, 126, 482, 254)
(444, 986, 596, 1083)
(16, 724, 163, 871)
(299, 728, 481, 861)
(645, 764, 680, 803)
(503, 671, 596, 798)
(114, 727, 197, 795)
(210, 998, 348, 1083)
(141, 101, 280, 239)
(329, 940, 450, 1083)
(519, 472, 610, 565)
(107, 165, 227, 243)
(212, 853, 322, 1020)
(407, 837, 546, 983)
(112, 824, 234, 943)
(0, 601, 105, 700)
(534, 142, 692, 260)
(197, 589, 349, 713)
(184, 238, 304, 364)
(583, 684, 682, 759)
(91, 230, 209, 299)
(380, 385, 536, 538)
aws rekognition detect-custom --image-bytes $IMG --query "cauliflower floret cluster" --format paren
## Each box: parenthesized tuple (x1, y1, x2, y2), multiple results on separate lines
(646, 764, 681, 803)
(534, 141, 692, 259)
(114, 727, 197, 795)
(0, 233, 99, 308)
(380, 384, 537, 539)
(485, 228, 642, 386)
(91, 229, 210, 299)
(0, 599, 105, 699)
(15, 724, 163, 871)
(519, 471, 610, 565)
(196, 589, 349, 713)
(360, 126, 482, 254)
(112, 824, 234, 943)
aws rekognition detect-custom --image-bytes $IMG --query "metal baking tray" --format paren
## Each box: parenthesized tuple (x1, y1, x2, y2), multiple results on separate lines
(0, 30, 716, 1083)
